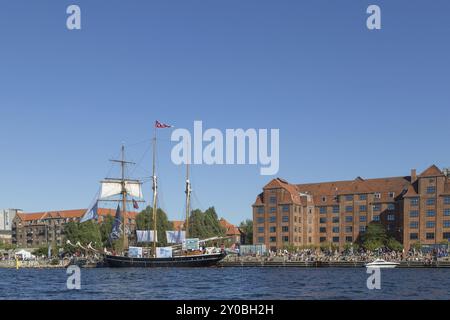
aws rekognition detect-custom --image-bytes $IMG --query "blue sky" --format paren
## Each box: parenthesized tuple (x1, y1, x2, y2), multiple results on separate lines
(0, 0, 449, 224)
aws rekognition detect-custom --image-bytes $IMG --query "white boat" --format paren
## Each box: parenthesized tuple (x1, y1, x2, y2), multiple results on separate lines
(365, 259, 400, 268)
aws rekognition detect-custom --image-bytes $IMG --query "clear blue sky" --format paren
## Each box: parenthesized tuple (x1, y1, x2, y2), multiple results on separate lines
(1, 0, 449, 225)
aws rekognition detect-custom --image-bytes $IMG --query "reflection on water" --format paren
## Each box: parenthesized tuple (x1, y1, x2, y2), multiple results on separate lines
(1, 268, 449, 300)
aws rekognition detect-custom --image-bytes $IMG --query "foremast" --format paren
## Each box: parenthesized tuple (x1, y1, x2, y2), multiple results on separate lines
(152, 127, 158, 257)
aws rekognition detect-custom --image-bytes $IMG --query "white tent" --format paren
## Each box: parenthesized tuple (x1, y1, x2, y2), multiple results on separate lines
(15, 250, 35, 260)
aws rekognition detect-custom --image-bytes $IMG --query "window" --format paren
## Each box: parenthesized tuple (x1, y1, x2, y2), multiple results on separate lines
(257, 217, 264, 223)
(427, 210, 436, 217)
(444, 221, 450, 228)
(374, 193, 381, 199)
(426, 221, 435, 228)
(257, 207, 264, 214)
(373, 204, 381, 211)
(445, 197, 450, 205)
(332, 217, 339, 224)
(269, 226, 276, 233)
(332, 227, 339, 233)
(345, 206, 353, 213)
(410, 221, 419, 229)
(426, 233, 435, 240)
(282, 216, 289, 223)
(270, 196, 277, 204)
(387, 204, 395, 211)
(322, 196, 327, 203)
(319, 207, 327, 214)
(387, 215, 395, 221)
(427, 186, 436, 194)
(282, 205, 290, 212)
(332, 237, 339, 243)
(410, 233, 418, 240)
(269, 216, 276, 223)
(319, 217, 327, 224)
(270, 207, 276, 213)
(389, 192, 395, 198)
(345, 226, 353, 233)
(445, 209, 450, 216)
(320, 237, 327, 243)
(270, 237, 276, 243)
(320, 227, 326, 233)
(345, 195, 353, 201)
(282, 236, 289, 242)
(360, 215, 367, 222)
(282, 226, 289, 233)
(360, 226, 366, 232)
(257, 237, 264, 243)
(258, 227, 264, 233)
(359, 205, 367, 212)
(333, 206, 340, 213)
(426, 198, 435, 206)
(359, 194, 367, 201)
(345, 236, 353, 242)
(410, 211, 419, 218)
(443, 232, 450, 240)
(345, 216, 353, 223)
(373, 215, 380, 222)
(411, 198, 419, 206)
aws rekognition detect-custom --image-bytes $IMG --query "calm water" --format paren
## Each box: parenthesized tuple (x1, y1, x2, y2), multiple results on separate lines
(1, 267, 449, 300)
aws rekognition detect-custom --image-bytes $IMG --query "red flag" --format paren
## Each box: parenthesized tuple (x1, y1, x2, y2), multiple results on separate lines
(132, 199, 139, 210)
(155, 120, 173, 129)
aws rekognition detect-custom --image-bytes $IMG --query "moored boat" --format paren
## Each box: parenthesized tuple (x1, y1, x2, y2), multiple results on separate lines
(365, 259, 400, 268)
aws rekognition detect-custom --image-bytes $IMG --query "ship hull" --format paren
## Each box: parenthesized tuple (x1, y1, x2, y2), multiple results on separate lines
(104, 252, 226, 268)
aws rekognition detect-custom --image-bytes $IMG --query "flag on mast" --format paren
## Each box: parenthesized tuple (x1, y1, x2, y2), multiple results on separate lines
(132, 199, 139, 210)
(80, 201, 98, 223)
(155, 120, 173, 128)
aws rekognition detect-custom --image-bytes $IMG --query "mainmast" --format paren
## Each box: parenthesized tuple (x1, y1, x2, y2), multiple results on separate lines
(152, 127, 158, 257)
(185, 149, 192, 239)
(121, 145, 128, 250)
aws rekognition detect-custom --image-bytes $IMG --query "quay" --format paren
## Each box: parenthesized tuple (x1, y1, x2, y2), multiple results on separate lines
(219, 257, 450, 268)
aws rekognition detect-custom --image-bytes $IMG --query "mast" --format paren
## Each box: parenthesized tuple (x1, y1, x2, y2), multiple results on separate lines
(121, 145, 128, 250)
(152, 126, 158, 257)
(185, 149, 192, 239)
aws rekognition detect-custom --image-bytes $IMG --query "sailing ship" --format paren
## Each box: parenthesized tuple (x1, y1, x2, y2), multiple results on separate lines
(89, 121, 226, 268)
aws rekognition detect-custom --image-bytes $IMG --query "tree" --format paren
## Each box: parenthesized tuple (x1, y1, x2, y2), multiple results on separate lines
(359, 222, 403, 252)
(64, 220, 102, 252)
(135, 206, 173, 246)
(188, 207, 226, 239)
(239, 219, 253, 245)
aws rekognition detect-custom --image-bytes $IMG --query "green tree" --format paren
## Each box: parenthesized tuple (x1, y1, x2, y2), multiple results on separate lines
(64, 220, 102, 252)
(386, 238, 403, 251)
(135, 206, 173, 246)
(188, 207, 226, 239)
(239, 219, 253, 245)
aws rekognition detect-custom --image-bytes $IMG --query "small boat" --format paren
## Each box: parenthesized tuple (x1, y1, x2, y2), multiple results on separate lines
(365, 259, 400, 268)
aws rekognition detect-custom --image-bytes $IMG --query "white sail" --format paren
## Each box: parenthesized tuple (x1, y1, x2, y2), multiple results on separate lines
(136, 230, 157, 243)
(100, 181, 143, 199)
(166, 231, 186, 244)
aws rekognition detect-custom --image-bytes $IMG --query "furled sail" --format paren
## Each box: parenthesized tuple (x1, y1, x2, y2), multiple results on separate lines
(136, 230, 158, 243)
(100, 181, 143, 199)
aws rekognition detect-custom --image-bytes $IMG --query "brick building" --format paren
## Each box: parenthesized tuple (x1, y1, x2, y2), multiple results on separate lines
(253, 165, 450, 251)
(12, 208, 137, 248)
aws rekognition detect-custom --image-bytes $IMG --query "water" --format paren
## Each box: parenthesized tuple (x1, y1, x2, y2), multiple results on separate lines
(1, 267, 449, 300)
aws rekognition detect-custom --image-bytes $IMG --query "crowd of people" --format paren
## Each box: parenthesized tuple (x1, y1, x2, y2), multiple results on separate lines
(231, 247, 450, 264)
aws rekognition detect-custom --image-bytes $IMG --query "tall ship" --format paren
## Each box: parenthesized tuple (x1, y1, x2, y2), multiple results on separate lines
(84, 121, 226, 267)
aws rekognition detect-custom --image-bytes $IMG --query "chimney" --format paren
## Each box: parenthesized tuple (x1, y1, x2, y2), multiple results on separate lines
(411, 169, 417, 182)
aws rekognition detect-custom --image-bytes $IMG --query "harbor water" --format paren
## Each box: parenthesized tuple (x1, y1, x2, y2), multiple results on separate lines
(1, 267, 450, 300)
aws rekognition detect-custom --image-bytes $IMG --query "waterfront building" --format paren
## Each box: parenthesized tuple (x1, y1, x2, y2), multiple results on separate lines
(219, 218, 243, 244)
(253, 165, 450, 251)
(12, 208, 137, 248)
(0, 209, 21, 244)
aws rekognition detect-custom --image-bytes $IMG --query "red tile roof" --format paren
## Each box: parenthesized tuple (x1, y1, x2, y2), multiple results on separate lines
(419, 165, 443, 177)
(219, 218, 241, 236)
(16, 208, 138, 222)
